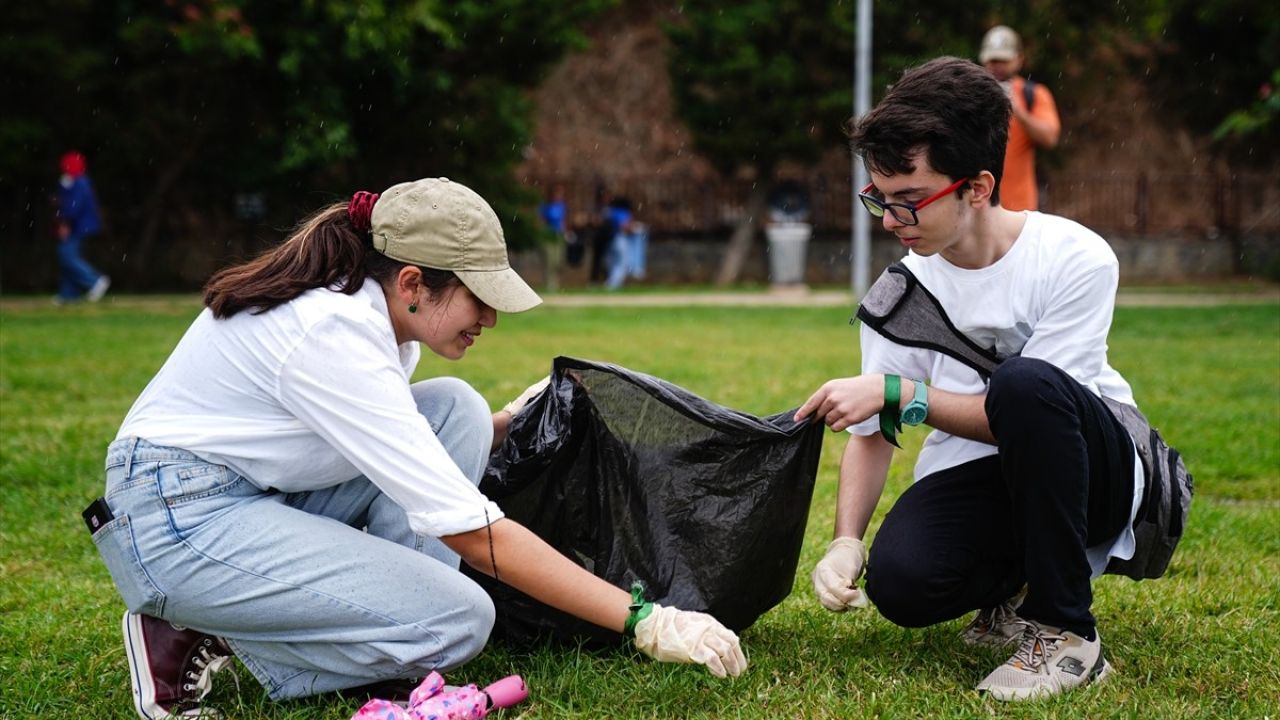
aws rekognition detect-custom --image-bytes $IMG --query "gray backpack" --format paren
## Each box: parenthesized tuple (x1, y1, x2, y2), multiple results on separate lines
(857, 262, 1192, 580)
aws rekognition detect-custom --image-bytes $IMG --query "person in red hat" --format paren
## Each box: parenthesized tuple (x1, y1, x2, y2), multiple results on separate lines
(54, 151, 110, 303)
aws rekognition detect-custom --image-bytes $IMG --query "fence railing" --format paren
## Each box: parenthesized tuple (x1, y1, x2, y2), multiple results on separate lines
(521, 171, 1280, 238)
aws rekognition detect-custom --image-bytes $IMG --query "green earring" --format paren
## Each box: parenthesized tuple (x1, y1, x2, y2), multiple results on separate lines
(408, 302, 418, 314)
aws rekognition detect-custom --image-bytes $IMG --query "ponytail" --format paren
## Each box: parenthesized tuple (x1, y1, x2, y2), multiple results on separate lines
(203, 202, 372, 319)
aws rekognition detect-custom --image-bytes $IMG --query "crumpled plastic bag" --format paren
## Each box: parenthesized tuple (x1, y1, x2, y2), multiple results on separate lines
(467, 356, 823, 646)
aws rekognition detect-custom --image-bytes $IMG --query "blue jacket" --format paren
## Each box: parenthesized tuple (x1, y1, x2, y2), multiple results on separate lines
(57, 175, 103, 236)
(539, 199, 566, 234)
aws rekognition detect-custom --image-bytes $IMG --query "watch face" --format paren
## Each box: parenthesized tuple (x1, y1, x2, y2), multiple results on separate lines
(902, 406, 927, 425)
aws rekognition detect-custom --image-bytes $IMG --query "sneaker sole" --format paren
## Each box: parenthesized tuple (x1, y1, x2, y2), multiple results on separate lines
(982, 658, 1113, 702)
(123, 611, 163, 720)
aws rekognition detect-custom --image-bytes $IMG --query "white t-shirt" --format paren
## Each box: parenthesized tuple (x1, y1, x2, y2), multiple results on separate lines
(852, 212, 1143, 576)
(117, 281, 503, 537)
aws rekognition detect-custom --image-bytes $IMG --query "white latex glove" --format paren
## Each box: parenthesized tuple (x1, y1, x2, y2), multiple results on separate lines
(633, 604, 747, 678)
(811, 537, 869, 612)
(501, 376, 550, 417)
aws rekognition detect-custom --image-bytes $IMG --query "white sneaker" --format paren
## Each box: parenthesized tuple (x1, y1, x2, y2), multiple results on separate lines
(88, 275, 111, 302)
(976, 620, 1112, 701)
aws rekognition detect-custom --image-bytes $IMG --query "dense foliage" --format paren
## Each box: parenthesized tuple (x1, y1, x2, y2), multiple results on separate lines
(664, 0, 1279, 179)
(664, 2, 855, 179)
(2, 0, 1274, 291)
(1, 0, 611, 290)
(1149, 0, 1280, 143)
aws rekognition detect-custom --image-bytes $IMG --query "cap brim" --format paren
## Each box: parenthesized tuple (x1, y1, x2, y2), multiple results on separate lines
(455, 267, 542, 313)
(980, 50, 1016, 63)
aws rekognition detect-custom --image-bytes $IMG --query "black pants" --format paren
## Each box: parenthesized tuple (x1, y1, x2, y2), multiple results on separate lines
(863, 357, 1136, 637)
(589, 223, 614, 283)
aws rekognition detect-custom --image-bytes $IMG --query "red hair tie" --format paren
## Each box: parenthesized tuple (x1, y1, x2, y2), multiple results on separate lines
(348, 191, 380, 234)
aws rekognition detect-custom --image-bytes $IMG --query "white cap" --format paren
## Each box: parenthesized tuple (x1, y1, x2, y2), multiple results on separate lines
(979, 25, 1022, 63)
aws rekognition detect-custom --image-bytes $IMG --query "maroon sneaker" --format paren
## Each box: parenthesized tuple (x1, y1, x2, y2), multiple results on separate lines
(122, 612, 234, 719)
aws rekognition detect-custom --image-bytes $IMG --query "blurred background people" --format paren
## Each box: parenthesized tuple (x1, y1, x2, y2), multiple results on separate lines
(604, 196, 647, 290)
(588, 182, 615, 285)
(54, 151, 110, 304)
(980, 26, 1061, 212)
(538, 183, 570, 292)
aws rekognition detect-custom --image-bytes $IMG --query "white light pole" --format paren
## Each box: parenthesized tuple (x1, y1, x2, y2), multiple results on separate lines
(851, 0, 872, 297)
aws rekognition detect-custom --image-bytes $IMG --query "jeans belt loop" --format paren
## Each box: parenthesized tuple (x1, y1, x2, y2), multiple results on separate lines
(122, 436, 141, 479)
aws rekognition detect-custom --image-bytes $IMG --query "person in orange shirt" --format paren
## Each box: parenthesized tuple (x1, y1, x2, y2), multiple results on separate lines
(980, 26, 1061, 212)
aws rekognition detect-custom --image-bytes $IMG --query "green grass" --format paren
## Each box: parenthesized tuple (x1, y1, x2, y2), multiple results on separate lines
(2, 297, 1278, 719)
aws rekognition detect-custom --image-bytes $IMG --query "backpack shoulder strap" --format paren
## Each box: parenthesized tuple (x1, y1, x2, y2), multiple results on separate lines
(855, 262, 1008, 379)
(1022, 78, 1037, 112)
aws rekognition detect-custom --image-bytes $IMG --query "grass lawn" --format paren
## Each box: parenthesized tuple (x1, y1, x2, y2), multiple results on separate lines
(1, 296, 1277, 719)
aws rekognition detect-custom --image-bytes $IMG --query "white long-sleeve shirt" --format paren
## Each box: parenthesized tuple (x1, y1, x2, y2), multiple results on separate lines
(117, 281, 502, 537)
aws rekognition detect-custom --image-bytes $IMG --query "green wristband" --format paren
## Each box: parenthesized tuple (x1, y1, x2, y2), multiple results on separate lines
(879, 374, 903, 448)
(623, 581, 654, 638)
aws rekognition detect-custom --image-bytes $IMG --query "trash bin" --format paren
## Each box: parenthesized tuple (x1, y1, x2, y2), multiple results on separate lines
(766, 222, 811, 286)
(765, 181, 811, 287)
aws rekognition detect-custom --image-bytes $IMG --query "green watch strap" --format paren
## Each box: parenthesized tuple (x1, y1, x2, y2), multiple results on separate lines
(879, 374, 903, 448)
(623, 581, 654, 638)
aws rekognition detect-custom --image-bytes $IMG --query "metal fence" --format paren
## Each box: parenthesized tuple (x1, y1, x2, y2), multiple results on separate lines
(522, 171, 1280, 238)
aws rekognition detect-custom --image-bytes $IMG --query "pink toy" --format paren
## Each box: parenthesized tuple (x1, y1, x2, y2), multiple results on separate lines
(351, 672, 528, 720)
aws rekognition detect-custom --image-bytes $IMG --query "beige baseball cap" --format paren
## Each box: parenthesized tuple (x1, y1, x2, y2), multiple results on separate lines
(979, 25, 1022, 63)
(370, 177, 541, 313)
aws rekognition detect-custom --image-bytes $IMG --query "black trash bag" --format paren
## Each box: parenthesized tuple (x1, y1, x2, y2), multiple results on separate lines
(465, 356, 823, 647)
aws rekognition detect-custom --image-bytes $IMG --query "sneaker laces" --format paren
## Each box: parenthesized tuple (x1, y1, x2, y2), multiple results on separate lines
(977, 601, 1018, 631)
(973, 586, 1026, 631)
(1008, 622, 1066, 673)
(182, 639, 238, 700)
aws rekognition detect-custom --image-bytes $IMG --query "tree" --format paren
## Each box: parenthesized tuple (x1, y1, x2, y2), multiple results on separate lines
(1147, 0, 1280, 163)
(666, 1, 854, 285)
(1, 0, 611, 292)
(1214, 69, 1280, 144)
(664, 0, 1156, 285)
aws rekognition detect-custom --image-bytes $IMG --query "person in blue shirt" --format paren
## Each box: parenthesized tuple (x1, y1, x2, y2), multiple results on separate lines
(604, 196, 647, 290)
(538, 184, 569, 292)
(54, 151, 110, 303)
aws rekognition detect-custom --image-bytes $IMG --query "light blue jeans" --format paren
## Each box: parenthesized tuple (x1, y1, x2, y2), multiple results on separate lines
(605, 227, 648, 290)
(94, 377, 497, 700)
(57, 231, 104, 300)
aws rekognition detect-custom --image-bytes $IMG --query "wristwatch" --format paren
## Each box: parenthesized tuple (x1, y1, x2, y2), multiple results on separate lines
(900, 379, 929, 426)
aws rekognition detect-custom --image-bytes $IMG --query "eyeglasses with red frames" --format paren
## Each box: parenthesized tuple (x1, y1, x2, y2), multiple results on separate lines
(858, 177, 970, 226)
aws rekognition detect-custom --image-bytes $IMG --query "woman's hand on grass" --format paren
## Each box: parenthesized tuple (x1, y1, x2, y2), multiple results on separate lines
(633, 605, 747, 678)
